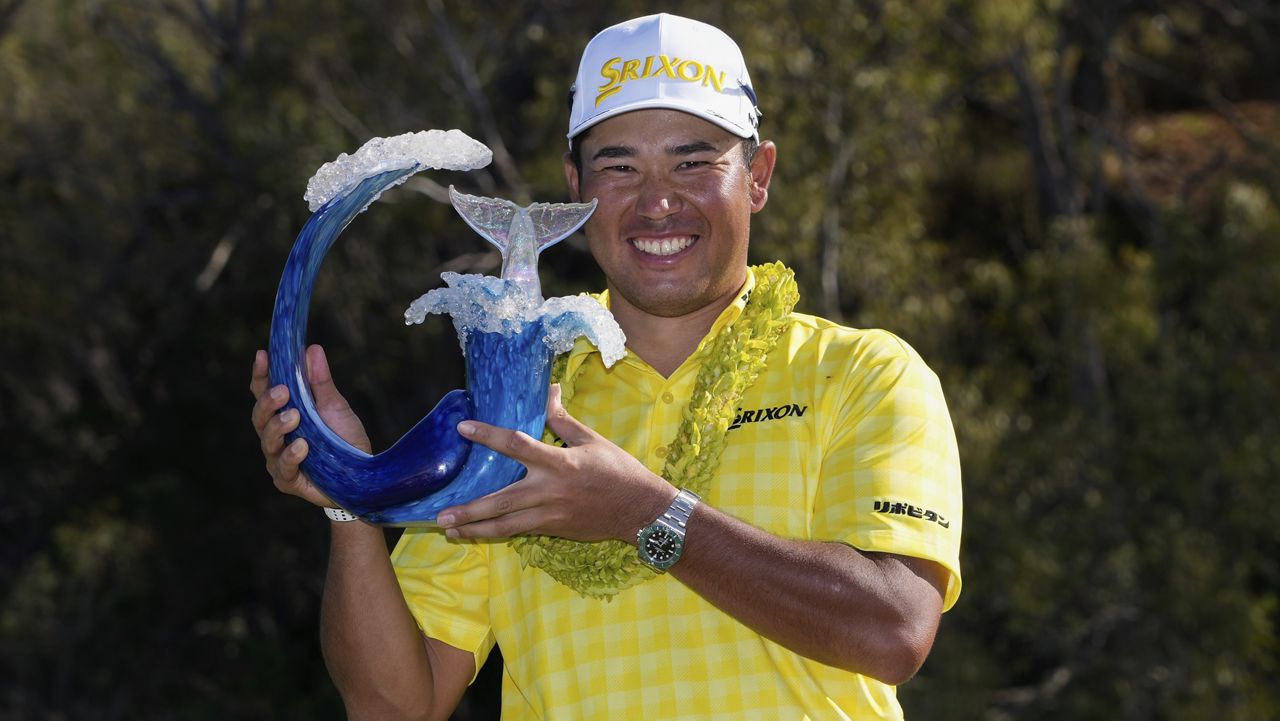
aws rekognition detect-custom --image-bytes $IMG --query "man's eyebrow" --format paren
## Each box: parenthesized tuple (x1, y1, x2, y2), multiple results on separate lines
(670, 140, 719, 155)
(591, 145, 635, 161)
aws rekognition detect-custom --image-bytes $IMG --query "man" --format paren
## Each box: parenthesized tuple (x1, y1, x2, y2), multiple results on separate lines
(251, 13, 962, 720)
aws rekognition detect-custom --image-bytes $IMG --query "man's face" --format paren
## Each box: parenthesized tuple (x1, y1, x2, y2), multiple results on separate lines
(565, 109, 775, 319)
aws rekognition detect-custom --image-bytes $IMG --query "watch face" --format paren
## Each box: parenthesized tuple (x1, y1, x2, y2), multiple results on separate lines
(638, 525, 683, 570)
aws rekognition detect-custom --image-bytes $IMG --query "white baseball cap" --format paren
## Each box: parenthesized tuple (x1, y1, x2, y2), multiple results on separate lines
(567, 13, 761, 142)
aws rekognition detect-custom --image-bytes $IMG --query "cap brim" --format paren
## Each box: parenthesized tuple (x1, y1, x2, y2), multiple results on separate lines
(568, 98, 757, 141)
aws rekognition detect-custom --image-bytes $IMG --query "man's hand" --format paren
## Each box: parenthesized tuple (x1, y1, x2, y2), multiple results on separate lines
(436, 385, 676, 543)
(250, 345, 371, 507)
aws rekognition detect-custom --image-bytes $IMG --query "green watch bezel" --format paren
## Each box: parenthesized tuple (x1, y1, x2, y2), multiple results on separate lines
(637, 523, 685, 571)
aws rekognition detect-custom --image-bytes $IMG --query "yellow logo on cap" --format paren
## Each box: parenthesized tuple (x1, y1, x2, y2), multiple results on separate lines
(596, 55, 727, 107)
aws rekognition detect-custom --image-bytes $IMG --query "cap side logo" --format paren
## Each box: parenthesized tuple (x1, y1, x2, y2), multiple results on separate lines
(595, 55, 728, 107)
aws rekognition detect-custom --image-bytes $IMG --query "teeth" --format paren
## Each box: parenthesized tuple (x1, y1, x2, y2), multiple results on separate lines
(633, 236, 694, 256)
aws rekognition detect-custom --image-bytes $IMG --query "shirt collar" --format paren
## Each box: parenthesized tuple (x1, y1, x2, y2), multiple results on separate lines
(561, 267, 757, 377)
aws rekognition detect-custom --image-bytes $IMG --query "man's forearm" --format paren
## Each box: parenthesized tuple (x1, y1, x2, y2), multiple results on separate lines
(668, 503, 947, 685)
(319, 522, 455, 721)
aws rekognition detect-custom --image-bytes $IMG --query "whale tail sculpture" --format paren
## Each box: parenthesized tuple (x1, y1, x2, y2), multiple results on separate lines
(448, 186, 597, 301)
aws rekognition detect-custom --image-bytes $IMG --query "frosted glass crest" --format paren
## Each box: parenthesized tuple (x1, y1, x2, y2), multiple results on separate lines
(304, 129, 492, 211)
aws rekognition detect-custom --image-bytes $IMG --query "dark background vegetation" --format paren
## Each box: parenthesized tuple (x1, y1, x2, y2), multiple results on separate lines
(3, 1, 1278, 719)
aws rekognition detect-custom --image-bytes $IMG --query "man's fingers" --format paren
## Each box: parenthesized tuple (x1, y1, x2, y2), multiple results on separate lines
(456, 421, 551, 465)
(251, 384, 290, 434)
(261, 407, 300, 455)
(270, 438, 339, 508)
(439, 483, 530, 527)
(544, 384, 596, 447)
(272, 438, 309, 489)
(251, 348, 343, 509)
(440, 505, 545, 540)
(280, 438, 308, 475)
(249, 350, 270, 397)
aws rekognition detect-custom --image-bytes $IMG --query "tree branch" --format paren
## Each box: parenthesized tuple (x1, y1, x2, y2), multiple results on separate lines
(819, 92, 856, 322)
(424, 0, 529, 202)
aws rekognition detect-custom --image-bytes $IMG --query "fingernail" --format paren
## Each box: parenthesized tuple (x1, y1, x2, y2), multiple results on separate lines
(438, 512, 455, 526)
(284, 409, 299, 424)
(270, 386, 285, 401)
(457, 422, 476, 437)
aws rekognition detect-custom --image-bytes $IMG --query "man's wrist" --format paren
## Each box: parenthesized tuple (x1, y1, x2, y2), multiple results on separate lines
(625, 485, 681, 546)
(635, 488, 700, 572)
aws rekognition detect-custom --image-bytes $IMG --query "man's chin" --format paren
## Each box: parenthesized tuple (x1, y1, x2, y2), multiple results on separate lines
(610, 281, 727, 319)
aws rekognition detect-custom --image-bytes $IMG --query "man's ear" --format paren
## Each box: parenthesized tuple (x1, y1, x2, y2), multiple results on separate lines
(563, 152, 582, 202)
(748, 140, 777, 213)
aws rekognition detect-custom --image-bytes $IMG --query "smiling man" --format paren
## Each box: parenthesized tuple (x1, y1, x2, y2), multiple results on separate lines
(251, 13, 962, 720)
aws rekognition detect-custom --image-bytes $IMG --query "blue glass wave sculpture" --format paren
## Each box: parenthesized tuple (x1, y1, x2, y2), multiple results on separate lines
(268, 137, 620, 526)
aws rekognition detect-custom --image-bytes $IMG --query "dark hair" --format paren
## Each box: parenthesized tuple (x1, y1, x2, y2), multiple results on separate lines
(569, 132, 760, 176)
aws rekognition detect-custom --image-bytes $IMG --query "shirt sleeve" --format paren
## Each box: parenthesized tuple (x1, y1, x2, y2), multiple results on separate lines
(811, 331, 964, 611)
(390, 529, 497, 681)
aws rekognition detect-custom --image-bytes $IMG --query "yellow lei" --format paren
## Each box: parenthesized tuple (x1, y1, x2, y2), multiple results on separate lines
(509, 262, 800, 599)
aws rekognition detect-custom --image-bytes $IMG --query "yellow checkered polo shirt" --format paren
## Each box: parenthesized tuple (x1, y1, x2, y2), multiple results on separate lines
(392, 271, 963, 720)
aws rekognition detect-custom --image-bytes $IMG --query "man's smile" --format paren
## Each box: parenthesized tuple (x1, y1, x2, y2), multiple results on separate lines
(630, 235, 698, 257)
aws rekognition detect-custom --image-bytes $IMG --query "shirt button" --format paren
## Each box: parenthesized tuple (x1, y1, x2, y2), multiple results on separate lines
(655, 446, 668, 458)
(661, 392, 674, 404)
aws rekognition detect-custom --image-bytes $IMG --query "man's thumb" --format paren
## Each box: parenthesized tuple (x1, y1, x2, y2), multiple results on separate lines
(305, 344, 338, 399)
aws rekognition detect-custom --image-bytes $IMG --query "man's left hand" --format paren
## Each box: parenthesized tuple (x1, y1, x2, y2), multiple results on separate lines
(436, 385, 676, 542)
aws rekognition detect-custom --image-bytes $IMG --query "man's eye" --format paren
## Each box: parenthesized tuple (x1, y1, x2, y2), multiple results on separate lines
(678, 160, 708, 170)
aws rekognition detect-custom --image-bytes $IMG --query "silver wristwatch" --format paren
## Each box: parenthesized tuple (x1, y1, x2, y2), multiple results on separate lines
(636, 489, 700, 572)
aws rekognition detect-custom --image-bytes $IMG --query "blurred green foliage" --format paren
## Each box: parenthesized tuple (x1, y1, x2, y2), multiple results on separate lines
(1, 1, 1277, 718)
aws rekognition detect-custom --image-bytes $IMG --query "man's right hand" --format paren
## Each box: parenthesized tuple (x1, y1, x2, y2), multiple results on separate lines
(250, 344, 372, 508)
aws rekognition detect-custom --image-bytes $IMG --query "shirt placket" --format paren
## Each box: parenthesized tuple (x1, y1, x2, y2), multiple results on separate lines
(643, 366, 699, 475)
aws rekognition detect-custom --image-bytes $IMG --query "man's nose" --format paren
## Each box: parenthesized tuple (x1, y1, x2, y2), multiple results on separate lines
(635, 177, 682, 220)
